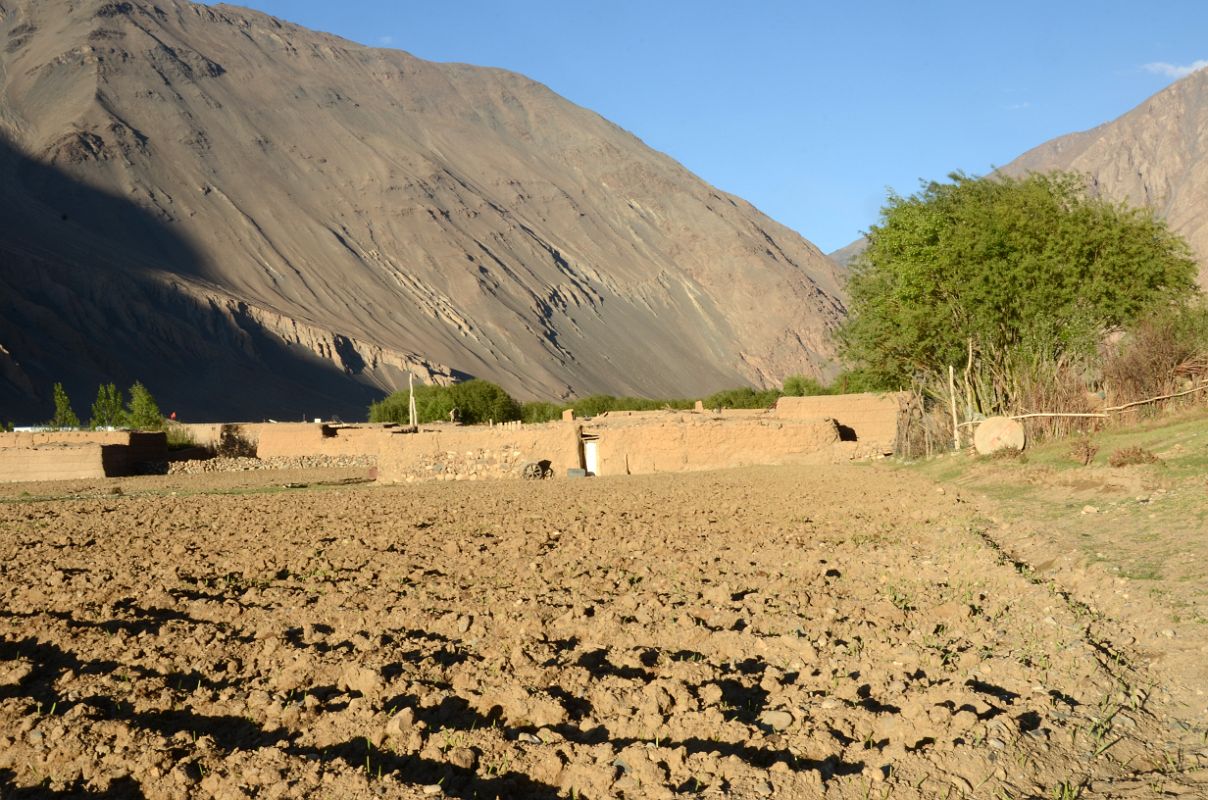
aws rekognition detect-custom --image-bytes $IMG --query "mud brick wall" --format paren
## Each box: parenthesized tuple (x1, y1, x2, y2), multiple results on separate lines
(773, 392, 909, 454)
(0, 444, 111, 482)
(594, 417, 840, 475)
(0, 431, 167, 467)
(376, 424, 580, 483)
(254, 424, 394, 459)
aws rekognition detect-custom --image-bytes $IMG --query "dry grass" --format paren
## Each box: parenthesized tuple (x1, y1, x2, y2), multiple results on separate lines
(1069, 437, 1099, 466)
(1108, 446, 1160, 468)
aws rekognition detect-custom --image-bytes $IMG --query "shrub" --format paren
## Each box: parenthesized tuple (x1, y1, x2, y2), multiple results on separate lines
(570, 395, 618, 417)
(703, 387, 781, 410)
(781, 375, 833, 397)
(1108, 446, 1160, 467)
(1069, 437, 1099, 466)
(370, 379, 521, 425)
(521, 401, 568, 423)
(165, 426, 196, 450)
(49, 383, 80, 430)
(1102, 300, 1208, 409)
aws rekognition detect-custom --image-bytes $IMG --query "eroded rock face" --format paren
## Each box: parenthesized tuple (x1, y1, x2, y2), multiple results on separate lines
(1003, 69, 1208, 286)
(0, 0, 847, 421)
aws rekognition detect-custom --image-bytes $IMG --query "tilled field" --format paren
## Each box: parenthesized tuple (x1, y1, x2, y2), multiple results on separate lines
(0, 466, 1203, 799)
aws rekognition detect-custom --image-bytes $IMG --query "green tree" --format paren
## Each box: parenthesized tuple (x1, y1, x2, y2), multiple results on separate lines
(839, 171, 1197, 399)
(90, 383, 126, 429)
(703, 386, 781, 410)
(126, 382, 164, 430)
(521, 401, 568, 423)
(781, 375, 833, 397)
(49, 383, 80, 430)
(370, 379, 522, 425)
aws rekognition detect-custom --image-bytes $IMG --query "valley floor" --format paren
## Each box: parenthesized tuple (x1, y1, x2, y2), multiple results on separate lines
(0, 455, 1204, 798)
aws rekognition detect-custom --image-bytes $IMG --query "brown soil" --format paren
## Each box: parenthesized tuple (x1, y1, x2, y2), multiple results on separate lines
(0, 465, 1204, 799)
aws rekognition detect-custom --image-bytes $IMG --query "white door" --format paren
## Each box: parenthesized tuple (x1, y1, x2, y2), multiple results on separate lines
(584, 440, 599, 476)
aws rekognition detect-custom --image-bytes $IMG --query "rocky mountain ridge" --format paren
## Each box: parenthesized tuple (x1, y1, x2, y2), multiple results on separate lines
(0, 0, 846, 421)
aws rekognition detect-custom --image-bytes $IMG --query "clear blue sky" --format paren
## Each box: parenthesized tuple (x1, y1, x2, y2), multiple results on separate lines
(204, 0, 1205, 252)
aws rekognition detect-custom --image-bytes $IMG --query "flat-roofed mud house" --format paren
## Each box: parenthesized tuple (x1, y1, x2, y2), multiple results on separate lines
(374, 391, 908, 483)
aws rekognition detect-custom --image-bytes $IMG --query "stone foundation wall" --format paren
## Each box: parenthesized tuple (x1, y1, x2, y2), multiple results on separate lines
(376, 424, 580, 484)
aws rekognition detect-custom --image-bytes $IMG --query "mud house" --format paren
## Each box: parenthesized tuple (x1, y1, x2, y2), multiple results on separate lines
(374, 391, 908, 483)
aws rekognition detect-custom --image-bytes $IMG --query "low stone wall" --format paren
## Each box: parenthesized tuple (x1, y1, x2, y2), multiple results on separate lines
(376, 423, 580, 484)
(773, 392, 909, 454)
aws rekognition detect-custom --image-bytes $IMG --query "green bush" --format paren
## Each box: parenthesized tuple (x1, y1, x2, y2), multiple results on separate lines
(521, 401, 568, 423)
(781, 375, 834, 397)
(165, 426, 196, 450)
(703, 387, 781, 410)
(370, 379, 521, 425)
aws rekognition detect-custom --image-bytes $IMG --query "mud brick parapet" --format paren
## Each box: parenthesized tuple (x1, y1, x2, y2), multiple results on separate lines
(180, 423, 396, 459)
(773, 392, 909, 455)
(0, 431, 168, 482)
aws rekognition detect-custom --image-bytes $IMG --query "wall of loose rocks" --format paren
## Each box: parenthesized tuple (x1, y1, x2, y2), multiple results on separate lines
(376, 423, 580, 484)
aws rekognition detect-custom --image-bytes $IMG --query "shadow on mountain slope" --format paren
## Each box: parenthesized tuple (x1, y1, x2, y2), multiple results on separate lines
(0, 134, 404, 423)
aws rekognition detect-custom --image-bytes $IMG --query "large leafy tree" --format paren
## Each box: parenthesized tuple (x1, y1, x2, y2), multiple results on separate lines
(839, 171, 1197, 393)
(370, 379, 521, 425)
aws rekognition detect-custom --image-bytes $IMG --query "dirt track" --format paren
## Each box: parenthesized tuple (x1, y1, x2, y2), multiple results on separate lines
(0, 465, 1203, 799)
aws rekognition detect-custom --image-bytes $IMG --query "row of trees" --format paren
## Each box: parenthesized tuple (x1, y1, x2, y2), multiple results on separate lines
(49, 382, 164, 431)
(368, 373, 863, 427)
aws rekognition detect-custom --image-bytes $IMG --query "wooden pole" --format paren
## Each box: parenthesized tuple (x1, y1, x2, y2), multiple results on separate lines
(948, 364, 960, 451)
(408, 373, 417, 430)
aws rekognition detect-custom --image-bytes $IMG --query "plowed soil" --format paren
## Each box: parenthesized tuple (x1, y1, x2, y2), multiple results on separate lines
(0, 465, 1204, 799)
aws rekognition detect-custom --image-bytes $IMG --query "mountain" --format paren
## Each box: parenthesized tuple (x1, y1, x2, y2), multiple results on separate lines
(1003, 69, 1208, 286)
(827, 238, 866, 269)
(0, 0, 846, 422)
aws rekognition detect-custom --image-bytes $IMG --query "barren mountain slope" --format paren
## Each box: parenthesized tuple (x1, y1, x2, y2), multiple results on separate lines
(0, 0, 845, 421)
(1004, 68, 1208, 285)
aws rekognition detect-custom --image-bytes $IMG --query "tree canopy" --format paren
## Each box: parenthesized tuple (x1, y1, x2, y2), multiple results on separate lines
(370, 379, 521, 425)
(839, 171, 1198, 388)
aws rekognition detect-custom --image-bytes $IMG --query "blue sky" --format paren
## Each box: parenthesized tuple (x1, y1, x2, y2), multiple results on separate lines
(204, 1, 1205, 252)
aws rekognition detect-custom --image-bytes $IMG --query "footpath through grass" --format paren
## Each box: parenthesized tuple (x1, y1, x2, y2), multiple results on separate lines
(912, 409, 1208, 629)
